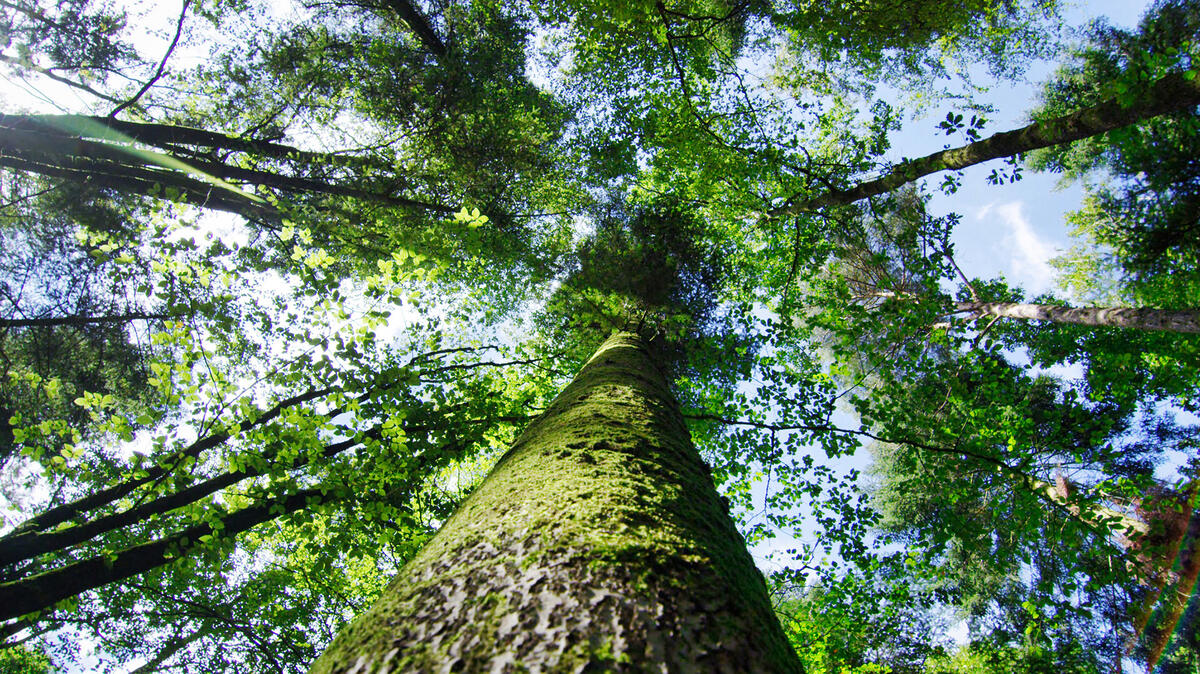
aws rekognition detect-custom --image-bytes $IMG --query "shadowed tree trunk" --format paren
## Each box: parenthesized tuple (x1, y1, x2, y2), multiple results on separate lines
(953, 301, 1200, 333)
(0, 312, 172, 329)
(773, 70, 1200, 215)
(1130, 493, 1199, 672)
(0, 487, 328, 620)
(1042, 475, 1200, 671)
(382, 0, 447, 57)
(309, 331, 802, 673)
(0, 116, 455, 220)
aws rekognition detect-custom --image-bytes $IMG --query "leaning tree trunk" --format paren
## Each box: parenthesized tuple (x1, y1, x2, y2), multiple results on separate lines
(772, 70, 1200, 215)
(955, 301, 1200, 334)
(309, 331, 802, 673)
(1139, 497, 1200, 672)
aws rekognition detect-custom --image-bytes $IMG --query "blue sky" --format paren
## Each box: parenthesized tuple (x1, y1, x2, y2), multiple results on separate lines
(922, 0, 1152, 298)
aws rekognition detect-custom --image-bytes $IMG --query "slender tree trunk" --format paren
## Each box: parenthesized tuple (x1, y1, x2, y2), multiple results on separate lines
(1136, 496, 1200, 672)
(0, 148, 278, 220)
(0, 312, 172, 329)
(0, 487, 328, 620)
(310, 332, 801, 673)
(0, 114, 382, 168)
(1035, 477, 1200, 671)
(773, 70, 1200, 215)
(383, 0, 447, 57)
(129, 625, 212, 674)
(954, 301, 1200, 334)
(0, 121, 455, 217)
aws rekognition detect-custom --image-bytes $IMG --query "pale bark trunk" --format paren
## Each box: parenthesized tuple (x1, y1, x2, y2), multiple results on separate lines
(955, 301, 1200, 334)
(1029, 478, 1148, 540)
(773, 71, 1200, 215)
(310, 332, 801, 673)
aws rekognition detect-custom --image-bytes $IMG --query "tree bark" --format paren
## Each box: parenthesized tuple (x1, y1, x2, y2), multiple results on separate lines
(1131, 493, 1199, 672)
(309, 331, 801, 673)
(0, 120, 455, 217)
(382, 0, 447, 57)
(0, 487, 327, 621)
(773, 70, 1200, 215)
(0, 312, 172, 329)
(954, 301, 1200, 333)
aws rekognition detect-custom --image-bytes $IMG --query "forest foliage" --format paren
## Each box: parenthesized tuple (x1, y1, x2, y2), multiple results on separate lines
(0, 0, 1198, 671)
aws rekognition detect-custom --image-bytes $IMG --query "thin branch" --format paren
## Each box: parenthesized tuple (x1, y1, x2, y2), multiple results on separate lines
(3, 385, 339, 537)
(0, 430, 375, 567)
(0, 54, 123, 104)
(128, 624, 211, 674)
(109, 0, 191, 117)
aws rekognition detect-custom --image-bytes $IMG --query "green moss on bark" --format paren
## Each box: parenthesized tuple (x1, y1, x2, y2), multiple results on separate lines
(309, 332, 802, 673)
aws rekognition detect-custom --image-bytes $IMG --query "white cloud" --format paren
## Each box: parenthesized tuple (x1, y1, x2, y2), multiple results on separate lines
(976, 201, 1058, 295)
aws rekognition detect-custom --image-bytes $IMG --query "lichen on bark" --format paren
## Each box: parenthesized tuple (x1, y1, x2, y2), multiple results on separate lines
(309, 331, 802, 673)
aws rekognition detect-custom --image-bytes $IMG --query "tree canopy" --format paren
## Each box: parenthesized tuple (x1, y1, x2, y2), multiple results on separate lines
(0, 0, 1198, 671)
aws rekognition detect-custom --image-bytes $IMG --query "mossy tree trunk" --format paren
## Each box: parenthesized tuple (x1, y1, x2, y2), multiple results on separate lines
(309, 331, 802, 673)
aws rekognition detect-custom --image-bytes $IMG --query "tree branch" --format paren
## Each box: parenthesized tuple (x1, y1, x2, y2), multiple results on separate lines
(108, 0, 191, 118)
(3, 385, 339, 538)
(0, 55, 124, 104)
(772, 70, 1200, 215)
(0, 430, 376, 567)
(381, 0, 446, 57)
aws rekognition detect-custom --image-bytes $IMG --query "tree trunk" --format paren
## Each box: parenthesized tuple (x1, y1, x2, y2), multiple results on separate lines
(954, 301, 1200, 334)
(0, 119, 455, 218)
(0, 114, 385, 167)
(309, 331, 801, 673)
(382, 0, 447, 57)
(772, 70, 1200, 215)
(0, 312, 172, 329)
(0, 487, 329, 620)
(1136, 495, 1200, 672)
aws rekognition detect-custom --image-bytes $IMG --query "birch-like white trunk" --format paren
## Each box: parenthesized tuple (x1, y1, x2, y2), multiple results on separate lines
(956, 302, 1200, 334)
